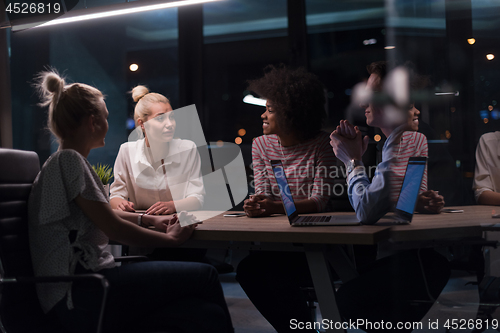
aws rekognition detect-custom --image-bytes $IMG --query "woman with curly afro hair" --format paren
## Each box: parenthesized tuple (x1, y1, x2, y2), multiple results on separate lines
(243, 64, 338, 218)
(237, 65, 339, 333)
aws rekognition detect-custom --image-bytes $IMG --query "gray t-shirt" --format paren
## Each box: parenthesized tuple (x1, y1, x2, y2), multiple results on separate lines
(28, 149, 116, 313)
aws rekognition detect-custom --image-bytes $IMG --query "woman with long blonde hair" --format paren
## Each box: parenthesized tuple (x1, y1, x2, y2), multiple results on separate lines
(29, 71, 232, 333)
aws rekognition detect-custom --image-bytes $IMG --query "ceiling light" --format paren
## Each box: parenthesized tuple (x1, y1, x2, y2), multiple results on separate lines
(243, 94, 266, 107)
(10, 0, 222, 31)
(435, 91, 460, 96)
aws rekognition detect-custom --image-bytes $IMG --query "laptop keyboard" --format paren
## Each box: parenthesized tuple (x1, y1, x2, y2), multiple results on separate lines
(300, 216, 333, 223)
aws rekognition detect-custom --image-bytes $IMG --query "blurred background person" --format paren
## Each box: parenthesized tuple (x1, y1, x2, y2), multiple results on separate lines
(473, 131, 500, 205)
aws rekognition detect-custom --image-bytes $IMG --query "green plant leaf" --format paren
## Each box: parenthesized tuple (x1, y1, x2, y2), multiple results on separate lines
(91, 163, 113, 185)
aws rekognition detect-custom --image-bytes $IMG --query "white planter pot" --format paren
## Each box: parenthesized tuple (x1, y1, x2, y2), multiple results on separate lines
(103, 184, 110, 199)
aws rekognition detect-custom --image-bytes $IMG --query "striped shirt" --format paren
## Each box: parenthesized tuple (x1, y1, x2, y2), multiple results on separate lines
(251, 132, 339, 212)
(390, 131, 428, 202)
(347, 125, 429, 224)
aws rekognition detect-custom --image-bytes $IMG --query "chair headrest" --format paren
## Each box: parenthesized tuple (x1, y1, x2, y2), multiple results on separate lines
(0, 148, 40, 184)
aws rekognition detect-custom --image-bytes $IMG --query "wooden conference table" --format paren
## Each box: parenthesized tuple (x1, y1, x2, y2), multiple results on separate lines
(180, 206, 499, 333)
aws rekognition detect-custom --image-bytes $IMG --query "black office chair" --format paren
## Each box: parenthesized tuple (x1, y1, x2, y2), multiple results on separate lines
(0, 148, 108, 333)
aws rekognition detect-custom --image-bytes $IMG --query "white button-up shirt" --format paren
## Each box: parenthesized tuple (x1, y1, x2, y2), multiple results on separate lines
(110, 138, 204, 209)
(473, 131, 500, 202)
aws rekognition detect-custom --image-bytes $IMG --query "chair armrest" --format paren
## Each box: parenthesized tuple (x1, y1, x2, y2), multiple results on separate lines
(0, 274, 108, 333)
(3, 273, 107, 285)
(114, 255, 149, 263)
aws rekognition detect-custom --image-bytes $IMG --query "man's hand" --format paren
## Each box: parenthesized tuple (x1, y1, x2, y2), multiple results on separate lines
(146, 201, 177, 215)
(117, 200, 135, 212)
(416, 190, 445, 214)
(336, 120, 357, 139)
(330, 124, 369, 165)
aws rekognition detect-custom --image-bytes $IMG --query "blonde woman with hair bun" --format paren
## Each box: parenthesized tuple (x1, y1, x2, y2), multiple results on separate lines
(110, 85, 204, 216)
(29, 72, 232, 333)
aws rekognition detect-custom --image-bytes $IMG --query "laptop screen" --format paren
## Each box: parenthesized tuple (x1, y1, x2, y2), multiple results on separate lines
(395, 157, 426, 215)
(270, 161, 297, 217)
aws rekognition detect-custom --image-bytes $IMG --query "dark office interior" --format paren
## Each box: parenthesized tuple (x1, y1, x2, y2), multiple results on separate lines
(3, 0, 499, 208)
(1, 0, 500, 332)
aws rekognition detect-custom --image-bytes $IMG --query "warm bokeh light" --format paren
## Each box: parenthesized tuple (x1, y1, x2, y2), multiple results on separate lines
(374, 134, 381, 142)
(489, 105, 494, 111)
(445, 130, 451, 139)
(129, 64, 139, 72)
(487, 54, 495, 61)
(384, 46, 395, 50)
(467, 38, 476, 45)
(238, 128, 246, 136)
(450, 107, 456, 113)
(235, 137, 242, 145)
(216, 140, 224, 147)
(484, 118, 489, 124)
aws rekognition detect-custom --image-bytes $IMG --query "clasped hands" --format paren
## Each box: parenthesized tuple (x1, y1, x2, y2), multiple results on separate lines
(243, 194, 278, 217)
(416, 190, 445, 214)
(329, 120, 369, 165)
(330, 120, 444, 213)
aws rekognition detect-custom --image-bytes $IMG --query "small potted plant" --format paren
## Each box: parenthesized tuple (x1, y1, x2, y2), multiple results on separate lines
(92, 163, 113, 198)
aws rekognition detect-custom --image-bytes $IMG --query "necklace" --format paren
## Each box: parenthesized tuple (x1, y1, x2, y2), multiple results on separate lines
(278, 136, 298, 161)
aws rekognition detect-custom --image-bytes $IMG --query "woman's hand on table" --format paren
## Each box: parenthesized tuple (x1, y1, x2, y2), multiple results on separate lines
(146, 201, 177, 215)
(116, 200, 135, 212)
(243, 194, 277, 217)
(416, 190, 445, 214)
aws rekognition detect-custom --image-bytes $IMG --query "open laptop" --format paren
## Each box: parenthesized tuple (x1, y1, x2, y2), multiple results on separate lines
(270, 160, 360, 226)
(385, 156, 427, 224)
(270, 156, 427, 226)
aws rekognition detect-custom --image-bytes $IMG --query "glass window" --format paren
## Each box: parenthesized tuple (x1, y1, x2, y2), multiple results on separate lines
(472, 0, 500, 138)
(203, 0, 287, 43)
(9, 7, 179, 168)
(202, 0, 288, 152)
